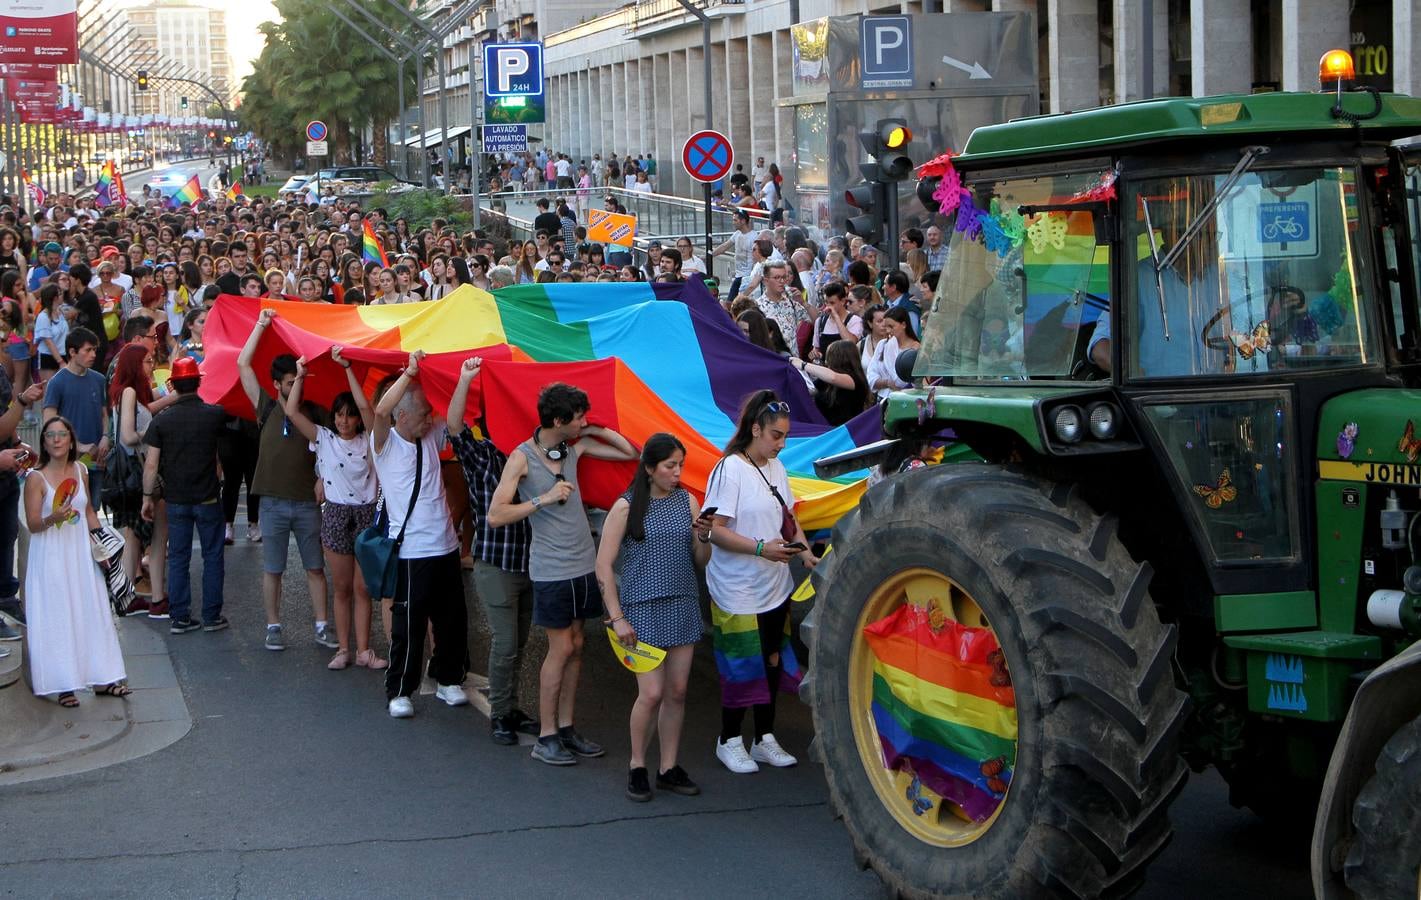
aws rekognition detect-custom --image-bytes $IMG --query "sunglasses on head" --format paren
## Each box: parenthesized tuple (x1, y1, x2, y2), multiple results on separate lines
(762, 400, 791, 415)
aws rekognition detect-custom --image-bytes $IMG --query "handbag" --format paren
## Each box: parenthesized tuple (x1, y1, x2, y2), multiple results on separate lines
(354, 437, 422, 601)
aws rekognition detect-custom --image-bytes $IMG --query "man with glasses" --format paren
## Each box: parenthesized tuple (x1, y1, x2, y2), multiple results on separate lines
(756, 261, 811, 352)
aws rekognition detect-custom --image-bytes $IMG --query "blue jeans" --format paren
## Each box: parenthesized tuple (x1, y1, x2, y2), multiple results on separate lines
(167, 500, 226, 623)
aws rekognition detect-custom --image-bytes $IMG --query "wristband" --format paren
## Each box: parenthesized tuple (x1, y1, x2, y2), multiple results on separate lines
(604, 614, 624, 625)
(530, 494, 542, 510)
(755, 539, 764, 557)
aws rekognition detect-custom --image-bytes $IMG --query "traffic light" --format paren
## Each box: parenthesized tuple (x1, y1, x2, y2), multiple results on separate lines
(844, 118, 916, 264)
(136, 70, 149, 91)
(180, 96, 188, 109)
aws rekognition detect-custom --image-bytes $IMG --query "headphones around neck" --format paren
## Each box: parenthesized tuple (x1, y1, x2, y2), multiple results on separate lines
(533, 428, 569, 461)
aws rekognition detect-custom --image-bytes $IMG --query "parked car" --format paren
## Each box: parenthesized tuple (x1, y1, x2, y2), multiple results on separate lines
(127, 149, 146, 165)
(311, 166, 414, 185)
(277, 175, 311, 197)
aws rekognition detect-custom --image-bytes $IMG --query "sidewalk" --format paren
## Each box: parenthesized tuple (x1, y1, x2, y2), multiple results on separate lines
(0, 617, 191, 786)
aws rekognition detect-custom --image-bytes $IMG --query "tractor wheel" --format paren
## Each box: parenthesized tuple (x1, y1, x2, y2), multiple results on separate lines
(800, 464, 1190, 899)
(1344, 714, 1421, 899)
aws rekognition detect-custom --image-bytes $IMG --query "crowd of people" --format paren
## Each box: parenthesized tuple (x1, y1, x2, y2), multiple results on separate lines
(0, 166, 941, 799)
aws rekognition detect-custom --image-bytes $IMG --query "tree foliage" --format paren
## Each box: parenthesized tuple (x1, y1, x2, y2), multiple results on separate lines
(238, 0, 415, 164)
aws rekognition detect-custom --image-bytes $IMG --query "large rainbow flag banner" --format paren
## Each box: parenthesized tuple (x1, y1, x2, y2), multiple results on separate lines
(863, 604, 1018, 823)
(362, 219, 389, 267)
(167, 174, 203, 208)
(201, 279, 874, 528)
(94, 160, 127, 208)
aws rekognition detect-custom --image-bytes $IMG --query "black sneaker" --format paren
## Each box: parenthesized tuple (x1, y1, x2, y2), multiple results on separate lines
(558, 725, 605, 758)
(490, 715, 518, 746)
(170, 617, 202, 635)
(627, 767, 652, 802)
(530, 735, 577, 766)
(508, 708, 540, 736)
(0, 597, 25, 626)
(202, 616, 230, 633)
(656, 764, 702, 796)
(0, 619, 21, 641)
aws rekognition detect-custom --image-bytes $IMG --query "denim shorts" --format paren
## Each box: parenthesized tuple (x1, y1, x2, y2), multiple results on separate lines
(259, 495, 324, 573)
(5, 339, 30, 362)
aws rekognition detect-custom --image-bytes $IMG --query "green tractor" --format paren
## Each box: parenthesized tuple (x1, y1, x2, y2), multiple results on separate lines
(805, 58, 1421, 899)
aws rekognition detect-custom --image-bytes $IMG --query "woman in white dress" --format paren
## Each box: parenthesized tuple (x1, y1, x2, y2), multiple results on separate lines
(25, 415, 128, 707)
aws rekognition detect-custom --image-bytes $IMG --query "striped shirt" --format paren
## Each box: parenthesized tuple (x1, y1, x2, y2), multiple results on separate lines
(449, 427, 530, 573)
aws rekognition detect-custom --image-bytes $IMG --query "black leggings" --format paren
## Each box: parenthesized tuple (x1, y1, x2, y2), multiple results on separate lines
(218, 429, 260, 525)
(720, 599, 791, 743)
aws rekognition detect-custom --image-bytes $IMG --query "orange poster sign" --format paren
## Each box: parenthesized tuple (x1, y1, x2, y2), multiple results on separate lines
(586, 209, 637, 247)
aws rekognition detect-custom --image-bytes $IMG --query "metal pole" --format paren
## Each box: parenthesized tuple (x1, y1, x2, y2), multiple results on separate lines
(470, 64, 480, 231)
(676, 0, 714, 263)
(417, 55, 428, 187)
(437, 42, 450, 193)
(399, 58, 407, 180)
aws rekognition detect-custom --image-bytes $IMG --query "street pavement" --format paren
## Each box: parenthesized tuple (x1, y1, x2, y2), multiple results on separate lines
(0, 523, 1315, 898)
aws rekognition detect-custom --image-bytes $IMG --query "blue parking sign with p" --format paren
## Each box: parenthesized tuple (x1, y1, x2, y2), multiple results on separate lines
(861, 16, 913, 88)
(484, 42, 544, 98)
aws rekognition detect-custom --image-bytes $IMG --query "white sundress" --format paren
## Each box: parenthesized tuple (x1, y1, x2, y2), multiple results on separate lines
(26, 464, 126, 696)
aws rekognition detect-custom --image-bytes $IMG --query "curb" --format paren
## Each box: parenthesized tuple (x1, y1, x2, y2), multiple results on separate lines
(0, 617, 192, 786)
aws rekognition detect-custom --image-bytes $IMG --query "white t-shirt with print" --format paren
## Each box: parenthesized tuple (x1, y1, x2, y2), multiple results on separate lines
(703, 454, 796, 614)
(371, 424, 457, 559)
(312, 426, 377, 506)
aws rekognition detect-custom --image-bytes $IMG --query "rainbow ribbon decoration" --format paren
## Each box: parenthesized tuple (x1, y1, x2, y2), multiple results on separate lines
(711, 604, 802, 707)
(167, 174, 203, 208)
(863, 604, 1017, 823)
(362, 219, 389, 267)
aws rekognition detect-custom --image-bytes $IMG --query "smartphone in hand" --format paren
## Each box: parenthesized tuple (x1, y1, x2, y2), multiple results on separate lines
(700, 505, 719, 519)
(784, 541, 808, 552)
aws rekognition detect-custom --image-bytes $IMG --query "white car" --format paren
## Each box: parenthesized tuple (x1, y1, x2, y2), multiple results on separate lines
(278, 174, 311, 197)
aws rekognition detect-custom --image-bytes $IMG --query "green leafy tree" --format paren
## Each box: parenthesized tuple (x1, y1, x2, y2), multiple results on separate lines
(238, 0, 415, 164)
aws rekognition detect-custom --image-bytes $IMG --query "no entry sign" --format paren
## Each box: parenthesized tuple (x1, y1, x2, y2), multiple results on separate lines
(682, 130, 733, 184)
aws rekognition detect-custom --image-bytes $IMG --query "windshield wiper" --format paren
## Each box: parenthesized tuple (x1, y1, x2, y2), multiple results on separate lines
(1141, 197, 1169, 340)
(1157, 145, 1269, 271)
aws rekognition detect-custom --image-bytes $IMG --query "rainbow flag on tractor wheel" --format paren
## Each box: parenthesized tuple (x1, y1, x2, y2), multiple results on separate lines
(362, 219, 389, 267)
(167, 174, 203, 208)
(95, 160, 128, 208)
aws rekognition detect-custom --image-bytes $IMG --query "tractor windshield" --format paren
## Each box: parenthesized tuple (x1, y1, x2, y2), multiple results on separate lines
(917, 170, 1110, 379)
(1123, 166, 1381, 378)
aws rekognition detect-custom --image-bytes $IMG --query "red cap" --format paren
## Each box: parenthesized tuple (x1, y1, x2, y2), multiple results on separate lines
(170, 357, 202, 381)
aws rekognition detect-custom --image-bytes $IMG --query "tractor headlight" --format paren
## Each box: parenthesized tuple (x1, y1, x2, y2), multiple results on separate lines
(1052, 405, 1084, 444)
(1087, 402, 1119, 440)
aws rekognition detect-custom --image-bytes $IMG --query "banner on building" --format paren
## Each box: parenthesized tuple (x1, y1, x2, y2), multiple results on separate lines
(0, 1, 79, 65)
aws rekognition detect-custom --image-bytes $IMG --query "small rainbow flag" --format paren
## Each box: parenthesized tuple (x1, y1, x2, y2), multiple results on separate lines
(95, 160, 127, 208)
(863, 604, 1018, 823)
(167, 174, 203, 208)
(22, 169, 46, 209)
(361, 219, 389, 268)
(226, 182, 243, 201)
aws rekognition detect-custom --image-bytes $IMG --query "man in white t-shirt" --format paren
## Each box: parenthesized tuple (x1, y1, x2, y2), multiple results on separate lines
(372, 351, 470, 719)
(554, 154, 574, 189)
(711, 209, 757, 299)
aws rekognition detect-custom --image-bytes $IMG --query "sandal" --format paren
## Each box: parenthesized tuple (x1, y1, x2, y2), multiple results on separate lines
(57, 692, 79, 708)
(96, 682, 133, 698)
(327, 650, 351, 670)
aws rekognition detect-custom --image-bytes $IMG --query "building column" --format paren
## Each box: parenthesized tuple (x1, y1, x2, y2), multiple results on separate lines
(586, 66, 601, 165)
(653, 52, 673, 176)
(1397, 0, 1421, 95)
(749, 32, 775, 168)
(1280, 0, 1348, 92)
(1047, 0, 1099, 113)
(1190, 0, 1252, 95)
(1113, 0, 1168, 101)
(711, 40, 729, 138)
(727, 36, 752, 173)
(772, 28, 794, 194)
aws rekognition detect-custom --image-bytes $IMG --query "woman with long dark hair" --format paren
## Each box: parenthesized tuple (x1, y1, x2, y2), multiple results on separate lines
(33, 283, 67, 381)
(111, 343, 166, 614)
(868, 306, 920, 398)
(702, 390, 817, 774)
(792, 339, 871, 425)
(595, 433, 713, 801)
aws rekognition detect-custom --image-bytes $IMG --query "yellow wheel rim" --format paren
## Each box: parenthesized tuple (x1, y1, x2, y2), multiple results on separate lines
(847, 566, 1014, 847)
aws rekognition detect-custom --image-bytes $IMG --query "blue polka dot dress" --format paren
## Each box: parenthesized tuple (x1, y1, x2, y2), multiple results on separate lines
(618, 488, 704, 648)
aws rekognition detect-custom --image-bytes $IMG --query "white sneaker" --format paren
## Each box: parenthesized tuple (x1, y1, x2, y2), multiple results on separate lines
(751, 733, 798, 767)
(388, 696, 415, 718)
(435, 684, 469, 707)
(716, 736, 759, 774)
